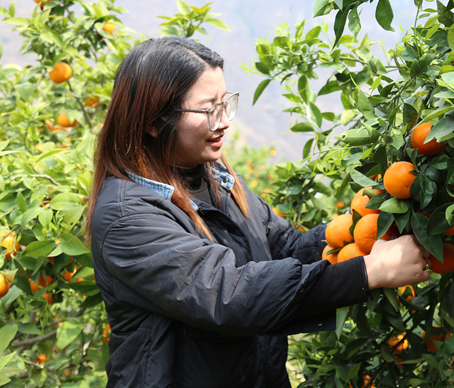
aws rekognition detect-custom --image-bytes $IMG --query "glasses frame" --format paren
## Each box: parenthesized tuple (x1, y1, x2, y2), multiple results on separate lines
(176, 92, 239, 132)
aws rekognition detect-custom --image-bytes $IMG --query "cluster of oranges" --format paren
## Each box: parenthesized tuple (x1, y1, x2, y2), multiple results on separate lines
(323, 122, 454, 274)
(322, 185, 394, 264)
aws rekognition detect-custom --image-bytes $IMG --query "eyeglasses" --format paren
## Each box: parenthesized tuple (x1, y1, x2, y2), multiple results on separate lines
(176, 92, 239, 132)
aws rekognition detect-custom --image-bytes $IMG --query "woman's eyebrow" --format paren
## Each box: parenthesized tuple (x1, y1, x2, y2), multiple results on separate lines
(197, 91, 228, 105)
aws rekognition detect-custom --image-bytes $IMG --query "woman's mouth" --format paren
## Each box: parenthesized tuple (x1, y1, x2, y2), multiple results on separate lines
(207, 135, 223, 147)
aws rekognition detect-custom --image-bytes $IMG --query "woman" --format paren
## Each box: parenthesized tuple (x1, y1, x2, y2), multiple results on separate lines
(87, 36, 431, 388)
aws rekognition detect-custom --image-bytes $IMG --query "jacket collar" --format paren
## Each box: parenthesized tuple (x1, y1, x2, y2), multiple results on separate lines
(125, 162, 235, 210)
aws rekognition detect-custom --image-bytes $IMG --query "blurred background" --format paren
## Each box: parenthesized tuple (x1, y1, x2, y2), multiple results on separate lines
(0, 0, 415, 160)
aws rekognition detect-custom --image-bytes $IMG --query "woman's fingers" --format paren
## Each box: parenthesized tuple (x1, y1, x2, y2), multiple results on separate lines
(364, 235, 431, 289)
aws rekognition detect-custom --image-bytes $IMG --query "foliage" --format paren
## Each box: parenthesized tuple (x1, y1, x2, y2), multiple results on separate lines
(224, 131, 277, 204)
(247, 0, 454, 386)
(0, 0, 229, 386)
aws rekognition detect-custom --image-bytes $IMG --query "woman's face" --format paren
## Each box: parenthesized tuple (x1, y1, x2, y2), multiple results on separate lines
(173, 66, 229, 168)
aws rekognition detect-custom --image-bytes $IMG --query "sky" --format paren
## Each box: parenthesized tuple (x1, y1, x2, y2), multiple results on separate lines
(0, 0, 417, 160)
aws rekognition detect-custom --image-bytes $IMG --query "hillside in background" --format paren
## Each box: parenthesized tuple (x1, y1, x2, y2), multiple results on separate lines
(0, 0, 412, 161)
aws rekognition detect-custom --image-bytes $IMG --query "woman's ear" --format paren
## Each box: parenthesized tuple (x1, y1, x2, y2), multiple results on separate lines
(146, 126, 159, 138)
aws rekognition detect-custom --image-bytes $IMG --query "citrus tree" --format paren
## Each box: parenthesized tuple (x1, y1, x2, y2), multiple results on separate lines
(0, 1, 229, 386)
(248, 0, 454, 386)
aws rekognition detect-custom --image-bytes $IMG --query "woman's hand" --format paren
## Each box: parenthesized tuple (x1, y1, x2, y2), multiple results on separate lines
(364, 235, 431, 290)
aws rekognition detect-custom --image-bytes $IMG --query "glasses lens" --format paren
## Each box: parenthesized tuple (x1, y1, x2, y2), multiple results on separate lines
(207, 93, 239, 131)
(226, 94, 238, 121)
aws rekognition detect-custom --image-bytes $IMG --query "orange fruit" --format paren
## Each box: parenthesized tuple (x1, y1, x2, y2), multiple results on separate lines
(337, 242, 367, 262)
(383, 161, 417, 199)
(57, 113, 77, 127)
(101, 323, 111, 342)
(350, 187, 381, 217)
(410, 122, 447, 155)
(272, 207, 286, 219)
(387, 333, 409, 355)
(398, 284, 415, 302)
(362, 375, 375, 388)
(428, 243, 454, 274)
(29, 274, 53, 294)
(85, 96, 100, 107)
(322, 245, 338, 264)
(49, 62, 72, 84)
(34, 353, 47, 363)
(63, 267, 77, 282)
(0, 230, 20, 260)
(325, 214, 354, 248)
(422, 328, 452, 352)
(353, 214, 391, 254)
(0, 273, 10, 297)
(102, 20, 115, 35)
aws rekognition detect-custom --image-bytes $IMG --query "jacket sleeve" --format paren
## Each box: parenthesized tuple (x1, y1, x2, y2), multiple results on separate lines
(99, 210, 332, 337)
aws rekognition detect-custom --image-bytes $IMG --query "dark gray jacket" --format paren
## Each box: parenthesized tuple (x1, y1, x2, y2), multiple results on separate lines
(91, 165, 366, 387)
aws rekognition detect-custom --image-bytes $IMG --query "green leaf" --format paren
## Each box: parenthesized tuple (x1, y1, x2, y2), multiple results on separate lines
(176, 0, 190, 14)
(335, 307, 349, 339)
(428, 204, 454, 235)
(347, 6, 361, 36)
(13, 259, 32, 294)
(313, 0, 333, 17)
(252, 79, 271, 105)
(49, 193, 84, 211)
(22, 240, 56, 259)
(375, 0, 395, 31)
(411, 213, 443, 260)
(291, 122, 314, 132)
(60, 233, 90, 256)
(303, 138, 315, 159)
(377, 211, 394, 239)
(0, 324, 17, 355)
(307, 102, 322, 128)
(337, 126, 380, 145)
(383, 288, 399, 311)
(379, 198, 411, 214)
(63, 206, 85, 228)
(57, 319, 83, 350)
(206, 18, 230, 30)
(448, 25, 454, 51)
(298, 75, 310, 103)
(333, 6, 353, 47)
(350, 169, 377, 187)
(425, 116, 454, 142)
(356, 90, 375, 120)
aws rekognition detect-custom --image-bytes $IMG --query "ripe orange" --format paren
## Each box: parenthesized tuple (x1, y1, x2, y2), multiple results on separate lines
(337, 242, 367, 262)
(63, 267, 77, 282)
(57, 113, 77, 127)
(322, 244, 338, 264)
(422, 328, 452, 352)
(0, 273, 10, 298)
(428, 243, 454, 274)
(383, 161, 417, 199)
(34, 353, 47, 363)
(325, 213, 354, 248)
(398, 284, 415, 302)
(0, 230, 20, 260)
(49, 62, 72, 84)
(272, 207, 286, 218)
(101, 323, 111, 342)
(102, 20, 115, 35)
(85, 96, 100, 107)
(410, 122, 447, 155)
(350, 187, 380, 217)
(353, 213, 391, 254)
(387, 333, 409, 355)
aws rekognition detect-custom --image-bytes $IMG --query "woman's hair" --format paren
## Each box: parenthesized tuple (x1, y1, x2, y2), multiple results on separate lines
(86, 36, 249, 240)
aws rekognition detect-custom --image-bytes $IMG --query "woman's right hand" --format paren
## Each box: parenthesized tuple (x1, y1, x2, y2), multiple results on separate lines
(364, 235, 431, 290)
